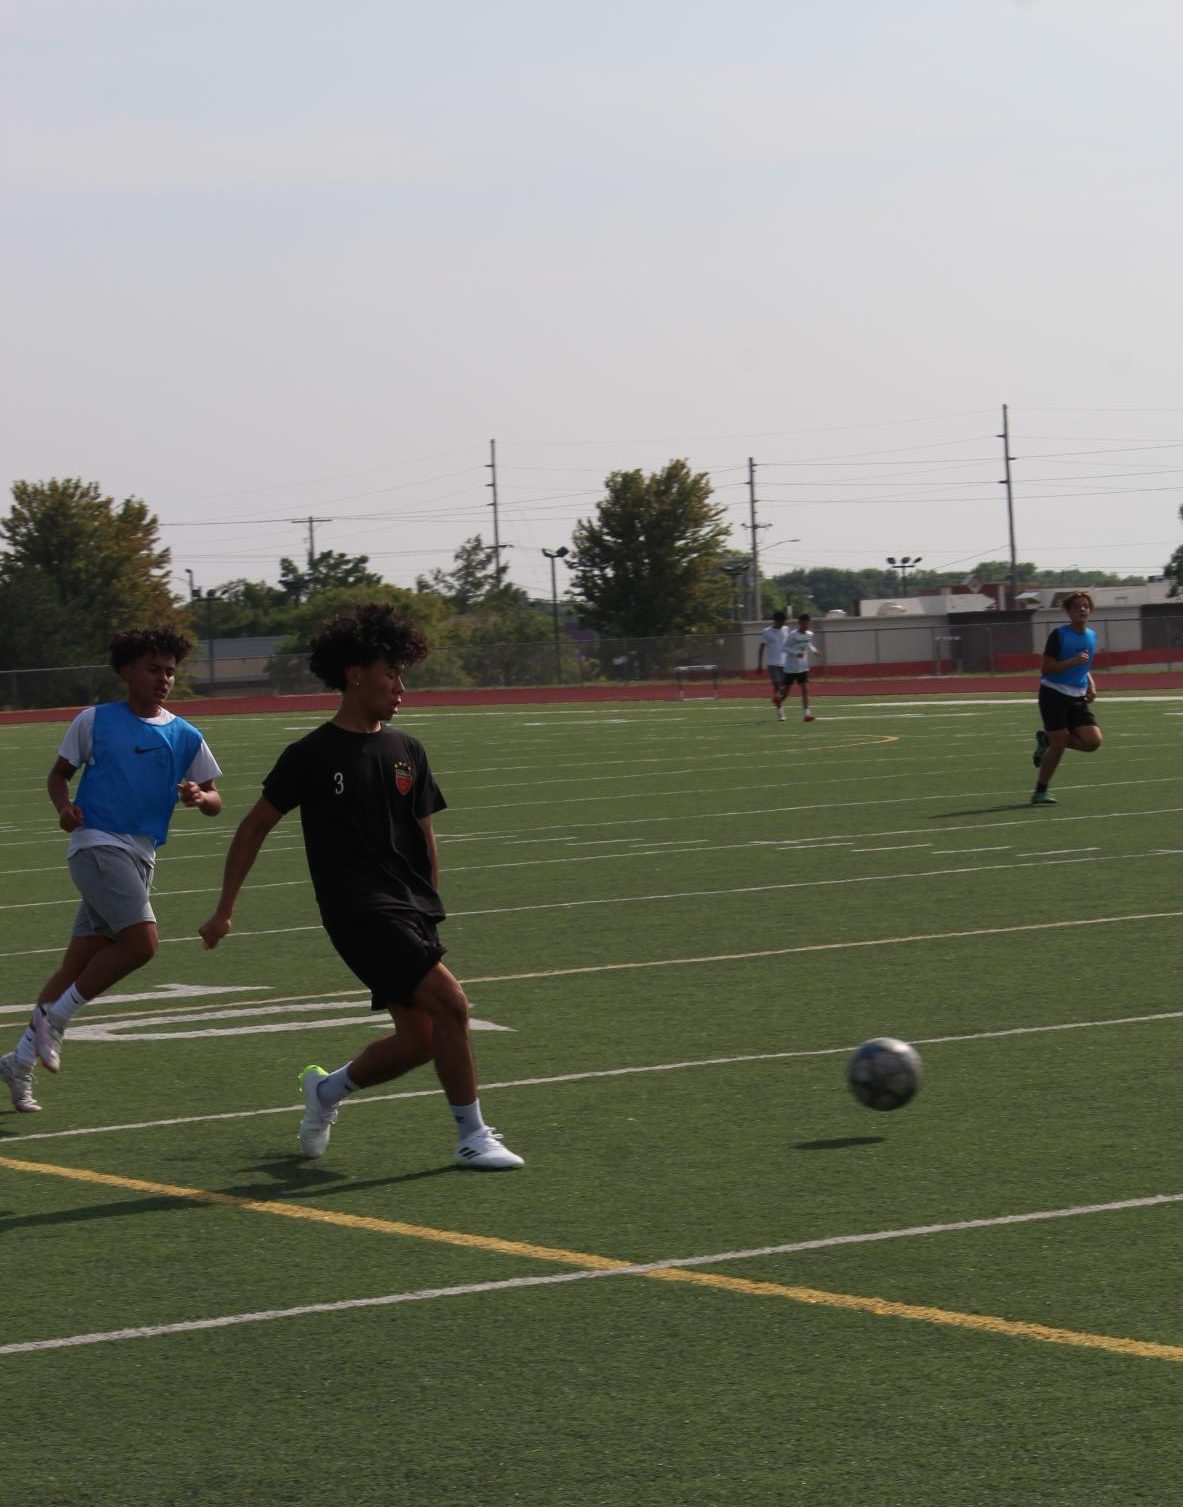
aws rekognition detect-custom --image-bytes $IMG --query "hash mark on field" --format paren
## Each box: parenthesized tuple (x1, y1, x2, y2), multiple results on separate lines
(1015, 847, 1101, 858)
(850, 843, 932, 853)
(930, 846, 1012, 855)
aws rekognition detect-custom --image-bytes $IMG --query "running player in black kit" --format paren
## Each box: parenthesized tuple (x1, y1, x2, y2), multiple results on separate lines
(199, 604, 522, 1169)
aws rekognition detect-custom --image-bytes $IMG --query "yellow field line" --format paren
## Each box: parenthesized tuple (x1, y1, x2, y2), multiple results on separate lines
(0, 1153, 625, 1268)
(3, 1153, 1180, 1363)
(645, 1268, 1183, 1363)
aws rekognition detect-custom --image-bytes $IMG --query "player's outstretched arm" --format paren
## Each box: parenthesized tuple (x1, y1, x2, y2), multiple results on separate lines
(199, 796, 284, 948)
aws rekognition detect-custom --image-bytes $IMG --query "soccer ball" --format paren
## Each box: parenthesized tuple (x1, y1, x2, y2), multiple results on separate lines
(846, 1037, 922, 1111)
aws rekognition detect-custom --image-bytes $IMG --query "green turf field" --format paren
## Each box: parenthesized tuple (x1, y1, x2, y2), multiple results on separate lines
(1, 691, 1181, 1507)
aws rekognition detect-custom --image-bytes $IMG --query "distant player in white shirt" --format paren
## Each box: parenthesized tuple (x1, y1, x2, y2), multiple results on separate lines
(756, 609, 790, 721)
(782, 613, 821, 722)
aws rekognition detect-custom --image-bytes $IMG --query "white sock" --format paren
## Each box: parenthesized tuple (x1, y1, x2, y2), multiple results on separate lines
(450, 1099, 488, 1139)
(48, 983, 88, 1030)
(316, 1065, 359, 1107)
(14, 1026, 38, 1068)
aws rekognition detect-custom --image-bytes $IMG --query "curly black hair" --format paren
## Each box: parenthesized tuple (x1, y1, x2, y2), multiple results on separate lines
(109, 624, 193, 671)
(307, 603, 430, 691)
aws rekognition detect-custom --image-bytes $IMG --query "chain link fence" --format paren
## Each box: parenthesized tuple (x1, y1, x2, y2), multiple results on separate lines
(3, 617, 1181, 709)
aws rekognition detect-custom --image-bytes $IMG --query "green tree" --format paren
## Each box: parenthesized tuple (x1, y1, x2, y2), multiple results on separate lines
(0, 479, 176, 697)
(267, 583, 465, 692)
(278, 550, 383, 604)
(203, 578, 291, 636)
(415, 535, 507, 611)
(415, 534, 560, 683)
(567, 460, 731, 636)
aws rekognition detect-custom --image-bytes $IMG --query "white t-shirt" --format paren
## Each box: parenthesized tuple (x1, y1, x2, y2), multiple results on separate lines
(760, 625, 789, 668)
(784, 628, 819, 673)
(59, 706, 221, 864)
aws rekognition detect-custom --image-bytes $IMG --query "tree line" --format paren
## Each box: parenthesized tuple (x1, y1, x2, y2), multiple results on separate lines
(1, 472, 1177, 690)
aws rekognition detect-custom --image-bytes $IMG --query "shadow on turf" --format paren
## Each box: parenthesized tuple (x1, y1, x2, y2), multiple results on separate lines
(929, 803, 1038, 817)
(0, 1160, 462, 1234)
(793, 1136, 885, 1151)
(226, 1156, 462, 1200)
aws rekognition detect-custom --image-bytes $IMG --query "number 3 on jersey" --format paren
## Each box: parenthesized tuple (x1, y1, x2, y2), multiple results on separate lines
(333, 771, 344, 795)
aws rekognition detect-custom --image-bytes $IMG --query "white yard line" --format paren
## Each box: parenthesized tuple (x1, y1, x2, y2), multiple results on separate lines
(10, 1002, 1183, 1144)
(1, 844, 1178, 943)
(2, 1189, 1179, 1357)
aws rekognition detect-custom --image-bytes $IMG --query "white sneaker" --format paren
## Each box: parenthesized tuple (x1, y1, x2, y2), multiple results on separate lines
(455, 1128, 524, 1170)
(775, 706, 785, 722)
(297, 1064, 338, 1158)
(803, 710, 815, 722)
(31, 1006, 64, 1073)
(0, 1052, 41, 1113)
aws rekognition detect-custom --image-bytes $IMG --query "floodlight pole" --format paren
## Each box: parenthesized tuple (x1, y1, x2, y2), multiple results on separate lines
(542, 547, 569, 681)
(887, 555, 923, 595)
(203, 590, 218, 692)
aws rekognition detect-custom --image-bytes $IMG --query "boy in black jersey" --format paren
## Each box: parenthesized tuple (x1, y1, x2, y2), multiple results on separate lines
(199, 604, 522, 1170)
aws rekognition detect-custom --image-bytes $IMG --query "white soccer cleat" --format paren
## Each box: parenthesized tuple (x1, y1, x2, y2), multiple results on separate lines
(775, 706, 785, 722)
(454, 1128, 524, 1170)
(31, 1006, 64, 1073)
(0, 1052, 42, 1113)
(803, 710, 815, 722)
(297, 1064, 338, 1158)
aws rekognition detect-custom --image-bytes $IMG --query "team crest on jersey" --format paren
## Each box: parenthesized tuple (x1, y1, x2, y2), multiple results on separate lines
(392, 760, 414, 796)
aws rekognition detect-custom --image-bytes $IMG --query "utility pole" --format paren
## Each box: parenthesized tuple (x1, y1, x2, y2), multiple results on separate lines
(745, 456, 768, 621)
(290, 516, 331, 570)
(999, 404, 1018, 609)
(486, 439, 503, 583)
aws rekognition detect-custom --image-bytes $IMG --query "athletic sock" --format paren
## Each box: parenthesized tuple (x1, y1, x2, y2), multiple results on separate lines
(316, 1065, 360, 1107)
(1035, 782, 1049, 794)
(47, 983, 88, 1031)
(450, 1099, 488, 1140)
(14, 1026, 38, 1068)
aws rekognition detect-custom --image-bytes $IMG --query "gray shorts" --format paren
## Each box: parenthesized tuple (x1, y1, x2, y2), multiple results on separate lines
(68, 845, 157, 939)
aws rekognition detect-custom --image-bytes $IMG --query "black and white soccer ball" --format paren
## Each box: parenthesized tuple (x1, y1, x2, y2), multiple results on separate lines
(846, 1037, 922, 1111)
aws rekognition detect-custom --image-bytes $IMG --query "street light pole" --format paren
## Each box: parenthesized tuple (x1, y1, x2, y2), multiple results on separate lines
(541, 547, 569, 682)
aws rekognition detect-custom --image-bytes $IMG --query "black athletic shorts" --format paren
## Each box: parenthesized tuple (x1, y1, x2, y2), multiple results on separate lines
(323, 910, 447, 1011)
(1038, 685, 1097, 733)
(784, 671, 809, 685)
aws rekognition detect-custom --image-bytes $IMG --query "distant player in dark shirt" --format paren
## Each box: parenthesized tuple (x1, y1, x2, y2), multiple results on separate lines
(1030, 590, 1102, 806)
(199, 604, 522, 1170)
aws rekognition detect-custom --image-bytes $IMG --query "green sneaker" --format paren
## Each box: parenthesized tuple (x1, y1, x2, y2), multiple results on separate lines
(1030, 789, 1057, 806)
(297, 1064, 337, 1158)
(1032, 729, 1049, 768)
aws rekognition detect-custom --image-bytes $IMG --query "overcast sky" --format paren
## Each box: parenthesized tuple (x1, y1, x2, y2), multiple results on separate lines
(3, 0, 1182, 602)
